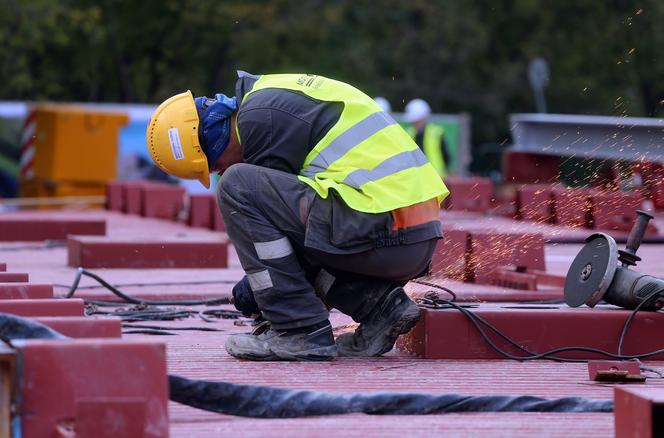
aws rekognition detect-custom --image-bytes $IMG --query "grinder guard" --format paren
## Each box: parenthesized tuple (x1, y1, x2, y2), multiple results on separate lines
(564, 233, 618, 308)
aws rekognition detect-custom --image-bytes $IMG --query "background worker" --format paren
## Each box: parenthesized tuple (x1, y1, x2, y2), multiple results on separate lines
(147, 72, 448, 362)
(404, 98, 451, 178)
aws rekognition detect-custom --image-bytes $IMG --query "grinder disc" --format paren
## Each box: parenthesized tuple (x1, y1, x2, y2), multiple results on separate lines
(564, 233, 618, 308)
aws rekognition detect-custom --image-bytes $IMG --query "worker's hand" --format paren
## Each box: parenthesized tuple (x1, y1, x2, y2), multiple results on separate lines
(232, 276, 260, 317)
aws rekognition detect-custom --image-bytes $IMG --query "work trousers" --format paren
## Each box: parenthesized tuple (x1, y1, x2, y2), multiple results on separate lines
(217, 163, 437, 330)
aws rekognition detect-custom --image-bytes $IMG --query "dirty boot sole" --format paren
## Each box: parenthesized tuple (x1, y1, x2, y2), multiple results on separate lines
(226, 345, 337, 362)
(273, 344, 338, 361)
(224, 337, 281, 361)
(225, 334, 338, 362)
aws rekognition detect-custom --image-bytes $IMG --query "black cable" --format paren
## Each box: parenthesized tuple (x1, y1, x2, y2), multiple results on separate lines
(54, 279, 236, 291)
(410, 278, 457, 301)
(122, 323, 224, 332)
(617, 287, 664, 356)
(86, 307, 198, 322)
(123, 329, 177, 336)
(66, 268, 231, 306)
(199, 309, 243, 322)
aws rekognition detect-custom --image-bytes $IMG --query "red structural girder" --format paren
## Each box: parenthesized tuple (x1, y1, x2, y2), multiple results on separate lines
(0, 283, 53, 299)
(614, 387, 664, 438)
(398, 305, 664, 360)
(0, 299, 84, 317)
(68, 236, 229, 268)
(17, 339, 168, 438)
(0, 218, 106, 241)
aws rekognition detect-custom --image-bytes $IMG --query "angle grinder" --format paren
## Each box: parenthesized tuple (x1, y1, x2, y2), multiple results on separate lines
(564, 210, 664, 310)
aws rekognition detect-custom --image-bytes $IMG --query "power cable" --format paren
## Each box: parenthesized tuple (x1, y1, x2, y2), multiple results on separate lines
(122, 323, 224, 332)
(410, 278, 457, 301)
(66, 268, 231, 306)
(54, 279, 236, 291)
(617, 287, 664, 356)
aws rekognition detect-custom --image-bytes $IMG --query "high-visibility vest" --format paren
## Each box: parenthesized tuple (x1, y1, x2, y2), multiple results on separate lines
(241, 74, 449, 213)
(406, 124, 447, 178)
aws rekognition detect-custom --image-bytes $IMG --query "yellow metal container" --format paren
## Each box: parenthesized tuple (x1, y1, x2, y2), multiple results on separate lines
(21, 179, 107, 198)
(31, 105, 128, 182)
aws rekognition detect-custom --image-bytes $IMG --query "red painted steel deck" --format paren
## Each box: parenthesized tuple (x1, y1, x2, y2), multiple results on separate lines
(3, 207, 664, 436)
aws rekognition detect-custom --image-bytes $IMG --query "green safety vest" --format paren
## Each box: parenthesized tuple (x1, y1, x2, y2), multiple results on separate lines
(406, 124, 447, 178)
(241, 74, 449, 213)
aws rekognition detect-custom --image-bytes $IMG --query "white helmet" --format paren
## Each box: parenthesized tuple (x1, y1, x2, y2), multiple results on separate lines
(373, 96, 392, 113)
(404, 98, 431, 123)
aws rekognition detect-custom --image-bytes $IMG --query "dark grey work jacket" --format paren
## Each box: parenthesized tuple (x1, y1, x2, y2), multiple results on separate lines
(232, 71, 442, 254)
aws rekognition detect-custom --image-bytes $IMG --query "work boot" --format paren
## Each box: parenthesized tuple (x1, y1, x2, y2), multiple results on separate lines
(225, 320, 338, 361)
(336, 287, 420, 357)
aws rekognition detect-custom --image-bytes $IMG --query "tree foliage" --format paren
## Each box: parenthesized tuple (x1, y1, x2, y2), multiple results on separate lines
(1, 0, 663, 142)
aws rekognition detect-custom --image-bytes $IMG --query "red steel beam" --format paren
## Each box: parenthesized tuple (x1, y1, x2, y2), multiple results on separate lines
(430, 229, 470, 281)
(187, 193, 225, 231)
(0, 218, 106, 241)
(0, 299, 84, 317)
(212, 200, 225, 232)
(469, 231, 545, 285)
(398, 306, 664, 360)
(0, 283, 53, 299)
(106, 180, 124, 211)
(17, 339, 168, 438)
(590, 190, 644, 232)
(0, 272, 29, 282)
(142, 184, 185, 220)
(32, 317, 122, 338)
(122, 181, 144, 215)
(430, 230, 547, 289)
(188, 193, 215, 229)
(614, 387, 664, 438)
(501, 150, 560, 184)
(68, 236, 229, 268)
(515, 185, 554, 223)
(551, 187, 592, 228)
(443, 176, 493, 212)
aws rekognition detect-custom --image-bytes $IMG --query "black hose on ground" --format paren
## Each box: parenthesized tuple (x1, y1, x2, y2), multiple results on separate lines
(168, 375, 612, 417)
(0, 313, 68, 343)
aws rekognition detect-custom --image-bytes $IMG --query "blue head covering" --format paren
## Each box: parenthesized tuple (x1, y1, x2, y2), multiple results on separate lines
(194, 93, 238, 168)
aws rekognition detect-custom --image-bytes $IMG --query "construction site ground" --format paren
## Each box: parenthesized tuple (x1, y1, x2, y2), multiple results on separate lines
(4, 208, 664, 437)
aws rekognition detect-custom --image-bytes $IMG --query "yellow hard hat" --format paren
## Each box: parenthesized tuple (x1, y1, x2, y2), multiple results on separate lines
(146, 91, 210, 188)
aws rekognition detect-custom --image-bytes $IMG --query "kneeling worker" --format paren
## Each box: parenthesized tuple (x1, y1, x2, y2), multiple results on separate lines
(147, 72, 449, 361)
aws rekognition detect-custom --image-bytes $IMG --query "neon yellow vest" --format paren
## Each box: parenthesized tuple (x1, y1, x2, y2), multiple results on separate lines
(241, 74, 449, 213)
(406, 124, 447, 178)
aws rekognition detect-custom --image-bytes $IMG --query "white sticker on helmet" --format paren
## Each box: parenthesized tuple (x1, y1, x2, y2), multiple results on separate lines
(167, 127, 185, 160)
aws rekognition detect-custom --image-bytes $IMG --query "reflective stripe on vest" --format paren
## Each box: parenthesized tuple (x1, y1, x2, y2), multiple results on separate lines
(241, 74, 449, 213)
(300, 111, 396, 178)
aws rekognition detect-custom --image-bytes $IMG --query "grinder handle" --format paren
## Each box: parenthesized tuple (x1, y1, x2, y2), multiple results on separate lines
(625, 210, 654, 255)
